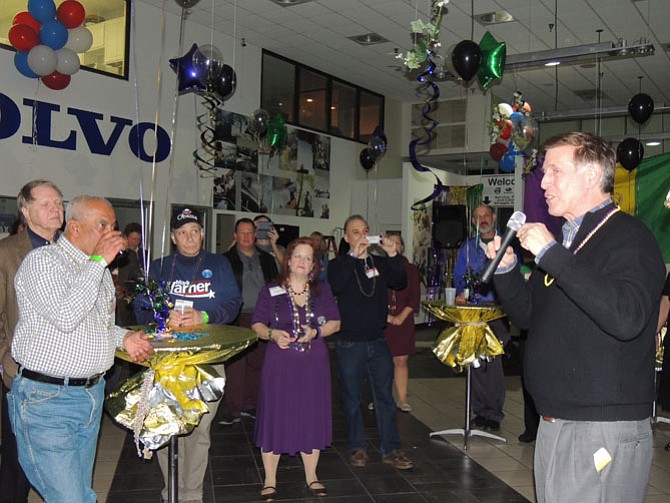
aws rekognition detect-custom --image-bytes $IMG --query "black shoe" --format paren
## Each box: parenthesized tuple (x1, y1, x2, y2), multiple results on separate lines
(218, 413, 241, 425)
(470, 416, 487, 428)
(485, 419, 501, 432)
(518, 431, 536, 443)
(240, 408, 256, 419)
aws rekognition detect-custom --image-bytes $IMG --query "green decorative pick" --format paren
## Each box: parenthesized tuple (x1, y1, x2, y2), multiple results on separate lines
(477, 31, 506, 90)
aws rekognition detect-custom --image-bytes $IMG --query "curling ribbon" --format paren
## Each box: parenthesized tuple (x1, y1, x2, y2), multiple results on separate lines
(409, 52, 445, 210)
(193, 94, 225, 176)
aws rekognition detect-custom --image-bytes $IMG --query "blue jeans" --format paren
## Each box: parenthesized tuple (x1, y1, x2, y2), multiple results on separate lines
(9, 373, 104, 503)
(335, 337, 400, 456)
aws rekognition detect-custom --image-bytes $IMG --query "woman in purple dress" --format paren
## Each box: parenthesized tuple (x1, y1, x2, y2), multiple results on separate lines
(251, 237, 341, 501)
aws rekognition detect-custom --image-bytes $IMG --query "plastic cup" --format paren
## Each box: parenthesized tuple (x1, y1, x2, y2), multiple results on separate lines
(445, 287, 456, 306)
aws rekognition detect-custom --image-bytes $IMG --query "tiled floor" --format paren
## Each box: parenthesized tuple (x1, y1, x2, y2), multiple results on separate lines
(19, 325, 670, 502)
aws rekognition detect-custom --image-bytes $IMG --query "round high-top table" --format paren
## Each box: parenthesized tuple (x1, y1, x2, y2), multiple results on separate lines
(110, 324, 257, 503)
(422, 301, 508, 449)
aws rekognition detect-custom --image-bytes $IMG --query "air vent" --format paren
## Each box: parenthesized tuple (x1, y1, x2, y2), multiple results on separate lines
(572, 88, 611, 102)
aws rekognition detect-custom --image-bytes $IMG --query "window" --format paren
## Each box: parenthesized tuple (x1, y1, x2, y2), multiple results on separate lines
(261, 50, 384, 143)
(0, 0, 130, 80)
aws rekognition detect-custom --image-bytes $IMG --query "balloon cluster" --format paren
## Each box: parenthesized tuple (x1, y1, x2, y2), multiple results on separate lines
(248, 109, 288, 154)
(488, 92, 537, 173)
(359, 127, 387, 172)
(449, 32, 506, 90)
(169, 43, 237, 102)
(616, 93, 654, 172)
(9, 0, 92, 90)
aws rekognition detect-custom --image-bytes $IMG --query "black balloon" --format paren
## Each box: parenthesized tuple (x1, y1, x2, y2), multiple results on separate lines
(628, 93, 654, 125)
(175, 0, 200, 7)
(212, 64, 237, 101)
(617, 137, 644, 171)
(359, 148, 376, 171)
(451, 40, 482, 82)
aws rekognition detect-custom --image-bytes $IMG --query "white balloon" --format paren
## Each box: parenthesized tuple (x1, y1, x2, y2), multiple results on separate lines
(497, 103, 514, 117)
(56, 48, 80, 75)
(65, 26, 93, 54)
(27, 45, 57, 77)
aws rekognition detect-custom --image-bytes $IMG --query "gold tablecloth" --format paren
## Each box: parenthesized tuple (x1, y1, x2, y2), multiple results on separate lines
(423, 301, 506, 372)
(105, 324, 256, 456)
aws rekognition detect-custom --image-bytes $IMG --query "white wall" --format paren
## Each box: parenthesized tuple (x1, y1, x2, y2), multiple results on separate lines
(0, 2, 376, 252)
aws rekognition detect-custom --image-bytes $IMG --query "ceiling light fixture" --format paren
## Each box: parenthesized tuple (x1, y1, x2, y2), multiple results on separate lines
(268, 0, 315, 6)
(475, 10, 515, 25)
(349, 33, 388, 46)
(506, 39, 654, 70)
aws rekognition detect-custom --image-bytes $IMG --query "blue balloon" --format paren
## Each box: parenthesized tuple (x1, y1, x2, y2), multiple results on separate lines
(14, 51, 39, 79)
(40, 20, 68, 50)
(28, 0, 56, 24)
(169, 43, 206, 94)
(509, 111, 524, 127)
(499, 153, 515, 172)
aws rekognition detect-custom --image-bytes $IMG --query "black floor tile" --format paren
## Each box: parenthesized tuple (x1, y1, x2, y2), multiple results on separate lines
(106, 327, 530, 502)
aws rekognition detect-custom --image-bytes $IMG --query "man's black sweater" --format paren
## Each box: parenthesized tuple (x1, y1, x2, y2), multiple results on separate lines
(494, 202, 665, 421)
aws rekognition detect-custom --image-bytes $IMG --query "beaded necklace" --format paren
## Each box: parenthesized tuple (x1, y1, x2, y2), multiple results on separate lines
(286, 282, 315, 352)
(353, 256, 376, 297)
(544, 206, 620, 287)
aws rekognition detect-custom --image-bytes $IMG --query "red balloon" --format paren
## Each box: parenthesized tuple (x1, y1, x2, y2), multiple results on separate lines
(8, 24, 40, 52)
(41, 71, 71, 90)
(57, 1, 86, 29)
(13, 11, 41, 32)
(489, 141, 508, 162)
(499, 123, 512, 140)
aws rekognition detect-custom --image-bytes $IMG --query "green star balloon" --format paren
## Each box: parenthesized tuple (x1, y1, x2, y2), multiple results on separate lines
(477, 31, 506, 90)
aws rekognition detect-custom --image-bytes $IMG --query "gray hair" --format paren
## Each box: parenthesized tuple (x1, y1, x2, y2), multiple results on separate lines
(17, 179, 63, 213)
(65, 195, 113, 222)
(344, 214, 367, 233)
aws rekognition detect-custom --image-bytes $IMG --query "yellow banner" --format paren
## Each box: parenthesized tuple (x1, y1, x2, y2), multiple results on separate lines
(613, 163, 636, 215)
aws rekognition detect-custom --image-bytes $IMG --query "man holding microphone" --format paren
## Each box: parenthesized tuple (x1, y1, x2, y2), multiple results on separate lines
(486, 132, 664, 503)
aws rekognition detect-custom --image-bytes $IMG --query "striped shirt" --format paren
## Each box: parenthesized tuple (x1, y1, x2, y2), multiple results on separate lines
(12, 235, 127, 378)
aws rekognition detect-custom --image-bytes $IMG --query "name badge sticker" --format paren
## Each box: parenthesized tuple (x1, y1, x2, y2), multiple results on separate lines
(366, 267, 380, 279)
(269, 286, 287, 297)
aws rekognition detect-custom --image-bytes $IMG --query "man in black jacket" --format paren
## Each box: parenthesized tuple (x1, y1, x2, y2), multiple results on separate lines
(220, 218, 278, 424)
(328, 214, 413, 470)
(488, 132, 665, 503)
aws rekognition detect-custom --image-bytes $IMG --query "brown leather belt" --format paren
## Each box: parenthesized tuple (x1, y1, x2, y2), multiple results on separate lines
(19, 366, 104, 388)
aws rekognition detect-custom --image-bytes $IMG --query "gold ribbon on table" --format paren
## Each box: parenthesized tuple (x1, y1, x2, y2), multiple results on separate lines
(105, 324, 256, 457)
(423, 301, 506, 373)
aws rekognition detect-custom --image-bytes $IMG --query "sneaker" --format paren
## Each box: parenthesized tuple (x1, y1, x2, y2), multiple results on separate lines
(518, 431, 536, 443)
(240, 409, 256, 419)
(349, 448, 368, 467)
(397, 403, 412, 413)
(382, 449, 413, 470)
(218, 413, 241, 425)
(485, 419, 501, 432)
(470, 415, 487, 428)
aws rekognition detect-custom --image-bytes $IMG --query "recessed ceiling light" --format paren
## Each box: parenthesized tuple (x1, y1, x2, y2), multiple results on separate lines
(646, 141, 661, 146)
(306, 98, 314, 103)
(348, 33, 388, 46)
(545, 61, 561, 67)
(475, 10, 515, 25)
(268, 0, 315, 6)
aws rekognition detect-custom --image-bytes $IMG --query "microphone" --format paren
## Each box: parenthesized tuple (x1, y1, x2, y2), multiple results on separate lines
(480, 211, 526, 284)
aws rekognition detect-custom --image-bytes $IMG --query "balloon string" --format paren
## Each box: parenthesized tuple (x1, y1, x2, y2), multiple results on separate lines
(150, 0, 169, 274)
(129, 0, 149, 278)
(410, 52, 444, 210)
(159, 5, 189, 269)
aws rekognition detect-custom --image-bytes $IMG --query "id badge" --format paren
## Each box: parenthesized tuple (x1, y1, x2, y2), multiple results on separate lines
(366, 267, 380, 278)
(269, 286, 286, 297)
